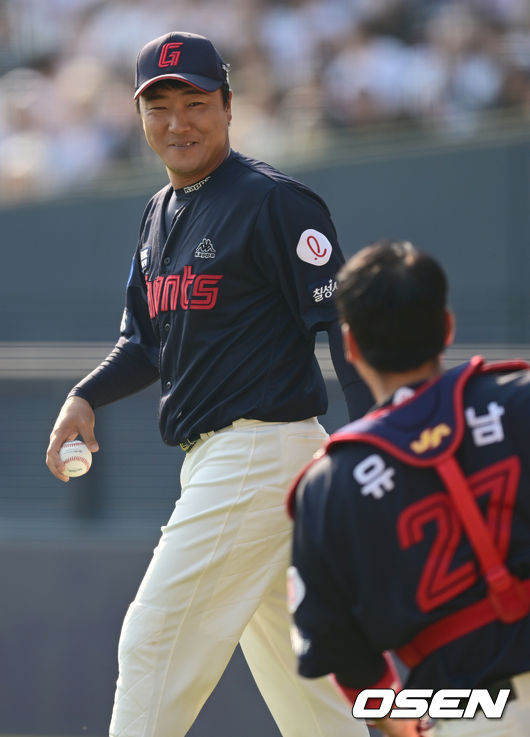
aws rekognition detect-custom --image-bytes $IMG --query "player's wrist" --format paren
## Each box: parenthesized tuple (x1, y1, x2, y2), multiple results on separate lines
(66, 388, 95, 410)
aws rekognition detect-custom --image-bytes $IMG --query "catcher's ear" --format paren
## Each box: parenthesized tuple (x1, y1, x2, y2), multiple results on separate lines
(444, 308, 455, 348)
(341, 323, 360, 365)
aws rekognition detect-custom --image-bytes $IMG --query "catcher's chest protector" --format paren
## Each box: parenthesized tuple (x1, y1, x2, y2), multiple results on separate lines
(324, 357, 530, 665)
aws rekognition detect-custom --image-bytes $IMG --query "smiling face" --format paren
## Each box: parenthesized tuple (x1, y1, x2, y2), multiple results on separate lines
(139, 82, 232, 189)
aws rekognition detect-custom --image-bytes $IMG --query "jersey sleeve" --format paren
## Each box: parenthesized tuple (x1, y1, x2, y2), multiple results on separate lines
(290, 458, 390, 689)
(327, 320, 374, 421)
(68, 248, 160, 409)
(252, 183, 346, 336)
(119, 246, 161, 365)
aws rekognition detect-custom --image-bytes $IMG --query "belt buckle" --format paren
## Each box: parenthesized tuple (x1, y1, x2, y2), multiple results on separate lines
(179, 438, 196, 453)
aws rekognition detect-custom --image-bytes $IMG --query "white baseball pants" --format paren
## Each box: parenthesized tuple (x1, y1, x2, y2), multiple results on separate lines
(109, 418, 368, 737)
(434, 672, 530, 737)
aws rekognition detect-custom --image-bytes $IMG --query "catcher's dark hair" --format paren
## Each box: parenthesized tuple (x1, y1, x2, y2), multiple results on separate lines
(336, 240, 448, 372)
(136, 78, 231, 112)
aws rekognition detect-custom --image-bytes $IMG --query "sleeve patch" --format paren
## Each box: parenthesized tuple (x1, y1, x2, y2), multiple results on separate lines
(140, 246, 152, 273)
(120, 307, 131, 335)
(310, 277, 338, 303)
(287, 565, 307, 613)
(296, 229, 333, 266)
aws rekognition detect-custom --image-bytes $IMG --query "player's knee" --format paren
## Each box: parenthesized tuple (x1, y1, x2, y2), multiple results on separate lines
(118, 601, 168, 664)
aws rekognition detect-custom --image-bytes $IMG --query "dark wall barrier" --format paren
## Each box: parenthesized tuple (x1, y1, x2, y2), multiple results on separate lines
(0, 539, 285, 737)
(2, 132, 529, 344)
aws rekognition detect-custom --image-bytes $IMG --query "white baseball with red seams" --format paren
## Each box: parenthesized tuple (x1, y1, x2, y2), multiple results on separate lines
(59, 440, 92, 477)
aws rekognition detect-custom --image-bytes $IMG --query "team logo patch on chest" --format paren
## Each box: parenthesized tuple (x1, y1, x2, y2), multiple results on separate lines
(146, 266, 223, 316)
(195, 238, 216, 259)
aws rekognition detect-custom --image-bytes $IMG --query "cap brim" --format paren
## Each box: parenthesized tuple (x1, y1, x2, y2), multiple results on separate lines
(134, 73, 222, 100)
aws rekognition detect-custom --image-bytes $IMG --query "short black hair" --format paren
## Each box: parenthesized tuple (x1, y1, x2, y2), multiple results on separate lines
(336, 240, 448, 372)
(137, 78, 231, 111)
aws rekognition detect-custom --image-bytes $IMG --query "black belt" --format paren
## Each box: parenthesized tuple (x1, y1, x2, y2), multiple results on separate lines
(179, 429, 216, 453)
(179, 437, 199, 453)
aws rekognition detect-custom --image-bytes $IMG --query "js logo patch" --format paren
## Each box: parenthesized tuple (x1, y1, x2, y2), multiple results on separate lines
(410, 424, 451, 454)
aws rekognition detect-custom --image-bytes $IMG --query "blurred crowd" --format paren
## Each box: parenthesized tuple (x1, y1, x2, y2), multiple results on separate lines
(1, 0, 530, 202)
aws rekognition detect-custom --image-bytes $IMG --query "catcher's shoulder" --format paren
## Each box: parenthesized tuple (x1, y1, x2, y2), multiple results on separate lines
(294, 442, 360, 509)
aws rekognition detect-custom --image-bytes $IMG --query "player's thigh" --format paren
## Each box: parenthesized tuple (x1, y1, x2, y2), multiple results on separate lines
(134, 419, 326, 622)
(240, 569, 370, 737)
(180, 417, 328, 494)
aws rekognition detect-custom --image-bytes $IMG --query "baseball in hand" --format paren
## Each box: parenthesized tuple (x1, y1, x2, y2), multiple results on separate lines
(59, 440, 92, 477)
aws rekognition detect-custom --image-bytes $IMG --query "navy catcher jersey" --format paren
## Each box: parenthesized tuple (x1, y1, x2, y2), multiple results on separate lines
(289, 360, 530, 692)
(71, 151, 363, 445)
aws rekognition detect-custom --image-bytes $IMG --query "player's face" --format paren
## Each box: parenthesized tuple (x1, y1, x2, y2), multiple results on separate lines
(139, 84, 232, 189)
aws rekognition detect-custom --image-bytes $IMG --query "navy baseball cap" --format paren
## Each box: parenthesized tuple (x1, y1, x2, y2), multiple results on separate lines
(134, 32, 229, 100)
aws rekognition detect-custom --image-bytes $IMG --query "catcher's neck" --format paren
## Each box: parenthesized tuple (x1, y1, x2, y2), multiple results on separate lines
(367, 357, 444, 404)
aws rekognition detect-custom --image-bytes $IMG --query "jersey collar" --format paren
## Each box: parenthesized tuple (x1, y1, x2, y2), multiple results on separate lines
(172, 149, 236, 198)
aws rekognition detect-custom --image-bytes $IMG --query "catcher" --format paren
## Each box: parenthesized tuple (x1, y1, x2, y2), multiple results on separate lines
(288, 240, 530, 737)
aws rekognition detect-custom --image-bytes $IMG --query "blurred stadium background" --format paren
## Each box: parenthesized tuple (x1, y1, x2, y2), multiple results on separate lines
(0, 0, 529, 735)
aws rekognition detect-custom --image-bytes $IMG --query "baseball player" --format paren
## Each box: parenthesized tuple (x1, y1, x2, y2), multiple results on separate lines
(45, 32, 372, 737)
(288, 240, 530, 737)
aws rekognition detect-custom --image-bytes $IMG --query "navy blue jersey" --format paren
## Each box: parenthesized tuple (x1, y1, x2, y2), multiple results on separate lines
(70, 151, 369, 444)
(289, 360, 530, 692)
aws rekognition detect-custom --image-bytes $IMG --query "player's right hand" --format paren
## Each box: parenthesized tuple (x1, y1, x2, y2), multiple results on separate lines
(46, 396, 99, 482)
(368, 715, 434, 737)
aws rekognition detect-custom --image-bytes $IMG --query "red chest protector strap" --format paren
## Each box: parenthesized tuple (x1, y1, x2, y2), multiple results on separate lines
(289, 357, 530, 668)
(395, 455, 530, 669)
(437, 456, 529, 622)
